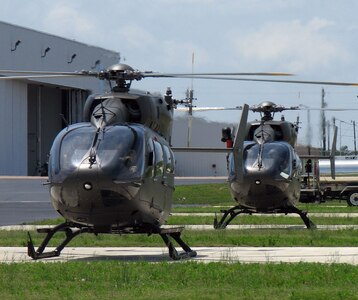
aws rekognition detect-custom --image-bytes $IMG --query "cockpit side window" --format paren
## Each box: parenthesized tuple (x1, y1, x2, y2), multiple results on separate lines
(94, 126, 145, 180)
(153, 140, 164, 177)
(58, 127, 93, 173)
(163, 145, 175, 174)
(145, 139, 155, 178)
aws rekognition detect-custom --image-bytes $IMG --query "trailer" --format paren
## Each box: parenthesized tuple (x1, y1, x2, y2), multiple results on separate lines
(300, 156, 358, 206)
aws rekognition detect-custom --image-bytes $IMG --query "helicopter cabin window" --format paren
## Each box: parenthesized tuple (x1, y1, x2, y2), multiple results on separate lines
(153, 140, 164, 177)
(163, 145, 175, 174)
(145, 139, 155, 178)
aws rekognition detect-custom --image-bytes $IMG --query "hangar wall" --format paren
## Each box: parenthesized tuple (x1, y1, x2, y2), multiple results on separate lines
(0, 21, 120, 175)
(0, 80, 27, 175)
(172, 116, 235, 176)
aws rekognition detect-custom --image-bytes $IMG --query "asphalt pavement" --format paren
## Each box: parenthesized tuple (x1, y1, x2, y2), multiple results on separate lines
(0, 177, 57, 225)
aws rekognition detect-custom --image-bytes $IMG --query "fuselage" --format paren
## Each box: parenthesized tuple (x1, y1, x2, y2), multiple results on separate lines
(228, 141, 302, 211)
(48, 123, 175, 231)
(47, 88, 176, 232)
(227, 116, 302, 212)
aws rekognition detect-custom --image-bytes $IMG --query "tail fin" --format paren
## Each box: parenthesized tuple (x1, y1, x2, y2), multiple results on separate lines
(330, 125, 337, 179)
(233, 104, 249, 181)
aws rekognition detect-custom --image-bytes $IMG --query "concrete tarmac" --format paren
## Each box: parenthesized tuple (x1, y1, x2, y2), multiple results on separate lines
(2, 224, 358, 231)
(1, 246, 358, 264)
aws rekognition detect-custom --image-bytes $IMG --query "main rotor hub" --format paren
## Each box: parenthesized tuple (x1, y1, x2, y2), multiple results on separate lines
(107, 63, 134, 75)
(102, 63, 142, 92)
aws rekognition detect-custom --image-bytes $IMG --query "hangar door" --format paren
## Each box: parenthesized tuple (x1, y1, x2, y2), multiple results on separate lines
(27, 84, 88, 176)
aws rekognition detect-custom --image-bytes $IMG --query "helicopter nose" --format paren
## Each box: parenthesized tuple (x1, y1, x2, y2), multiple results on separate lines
(53, 161, 141, 225)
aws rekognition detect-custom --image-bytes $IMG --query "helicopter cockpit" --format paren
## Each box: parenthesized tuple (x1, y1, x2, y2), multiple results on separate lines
(228, 141, 294, 180)
(49, 124, 145, 182)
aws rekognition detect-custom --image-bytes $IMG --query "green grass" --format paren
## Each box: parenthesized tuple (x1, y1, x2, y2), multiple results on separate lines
(2, 228, 358, 248)
(26, 214, 358, 227)
(0, 262, 357, 300)
(167, 215, 358, 225)
(172, 204, 358, 213)
(28, 214, 358, 228)
(173, 183, 232, 205)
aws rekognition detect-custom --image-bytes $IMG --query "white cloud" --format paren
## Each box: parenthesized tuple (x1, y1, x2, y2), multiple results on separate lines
(116, 25, 156, 49)
(43, 4, 95, 40)
(230, 18, 349, 73)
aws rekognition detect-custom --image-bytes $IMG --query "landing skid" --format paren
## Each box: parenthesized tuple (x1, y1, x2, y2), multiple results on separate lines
(213, 205, 316, 229)
(27, 222, 197, 260)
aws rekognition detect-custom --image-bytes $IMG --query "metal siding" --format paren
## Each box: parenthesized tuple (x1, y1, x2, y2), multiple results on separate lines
(0, 81, 27, 175)
(0, 21, 119, 92)
(12, 81, 28, 175)
(174, 152, 228, 176)
(172, 116, 235, 176)
(0, 22, 120, 175)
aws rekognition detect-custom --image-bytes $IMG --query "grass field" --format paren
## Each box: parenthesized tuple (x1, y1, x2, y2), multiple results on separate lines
(1, 183, 358, 299)
(0, 262, 358, 300)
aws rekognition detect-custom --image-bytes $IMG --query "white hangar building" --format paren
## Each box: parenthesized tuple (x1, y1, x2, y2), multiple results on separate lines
(0, 21, 120, 176)
(172, 116, 235, 177)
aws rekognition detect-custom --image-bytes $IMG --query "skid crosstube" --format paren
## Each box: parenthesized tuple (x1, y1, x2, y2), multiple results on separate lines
(27, 222, 197, 260)
(213, 205, 316, 229)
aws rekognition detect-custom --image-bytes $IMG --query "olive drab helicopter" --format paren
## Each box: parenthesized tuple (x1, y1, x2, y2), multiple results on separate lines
(175, 100, 338, 229)
(215, 101, 338, 229)
(0, 63, 297, 260)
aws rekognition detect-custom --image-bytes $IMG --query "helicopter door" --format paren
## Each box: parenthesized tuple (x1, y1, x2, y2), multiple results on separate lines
(162, 145, 175, 211)
(151, 140, 167, 210)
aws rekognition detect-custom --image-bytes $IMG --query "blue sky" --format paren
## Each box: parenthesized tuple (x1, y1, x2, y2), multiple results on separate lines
(1, 0, 358, 149)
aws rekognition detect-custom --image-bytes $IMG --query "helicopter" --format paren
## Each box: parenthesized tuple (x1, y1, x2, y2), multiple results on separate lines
(215, 101, 338, 229)
(174, 101, 338, 229)
(0, 63, 297, 260)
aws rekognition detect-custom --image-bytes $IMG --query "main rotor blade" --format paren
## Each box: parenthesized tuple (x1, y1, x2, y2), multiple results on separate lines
(172, 76, 358, 86)
(0, 69, 86, 75)
(0, 74, 85, 80)
(177, 105, 300, 112)
(299, 107, 358, 111)
(0, 69, 99, 80)
(143, 72, 294, 78)
(176, 106, 242, 112)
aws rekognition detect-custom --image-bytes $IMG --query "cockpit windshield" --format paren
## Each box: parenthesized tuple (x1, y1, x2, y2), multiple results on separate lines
(97, 126, 144, 180)
(49, 124, 144, 181)
(243, 142, 292, 178)
(59, 127, 93, 171)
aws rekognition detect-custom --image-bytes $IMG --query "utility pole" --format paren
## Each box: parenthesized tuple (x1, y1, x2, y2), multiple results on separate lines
(186, 88, 194, 147)
(186, 52, 195, 147)
(327, 120, 330, 150)
(321, 88, 326, 155)
(353, 120, 357, 155)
